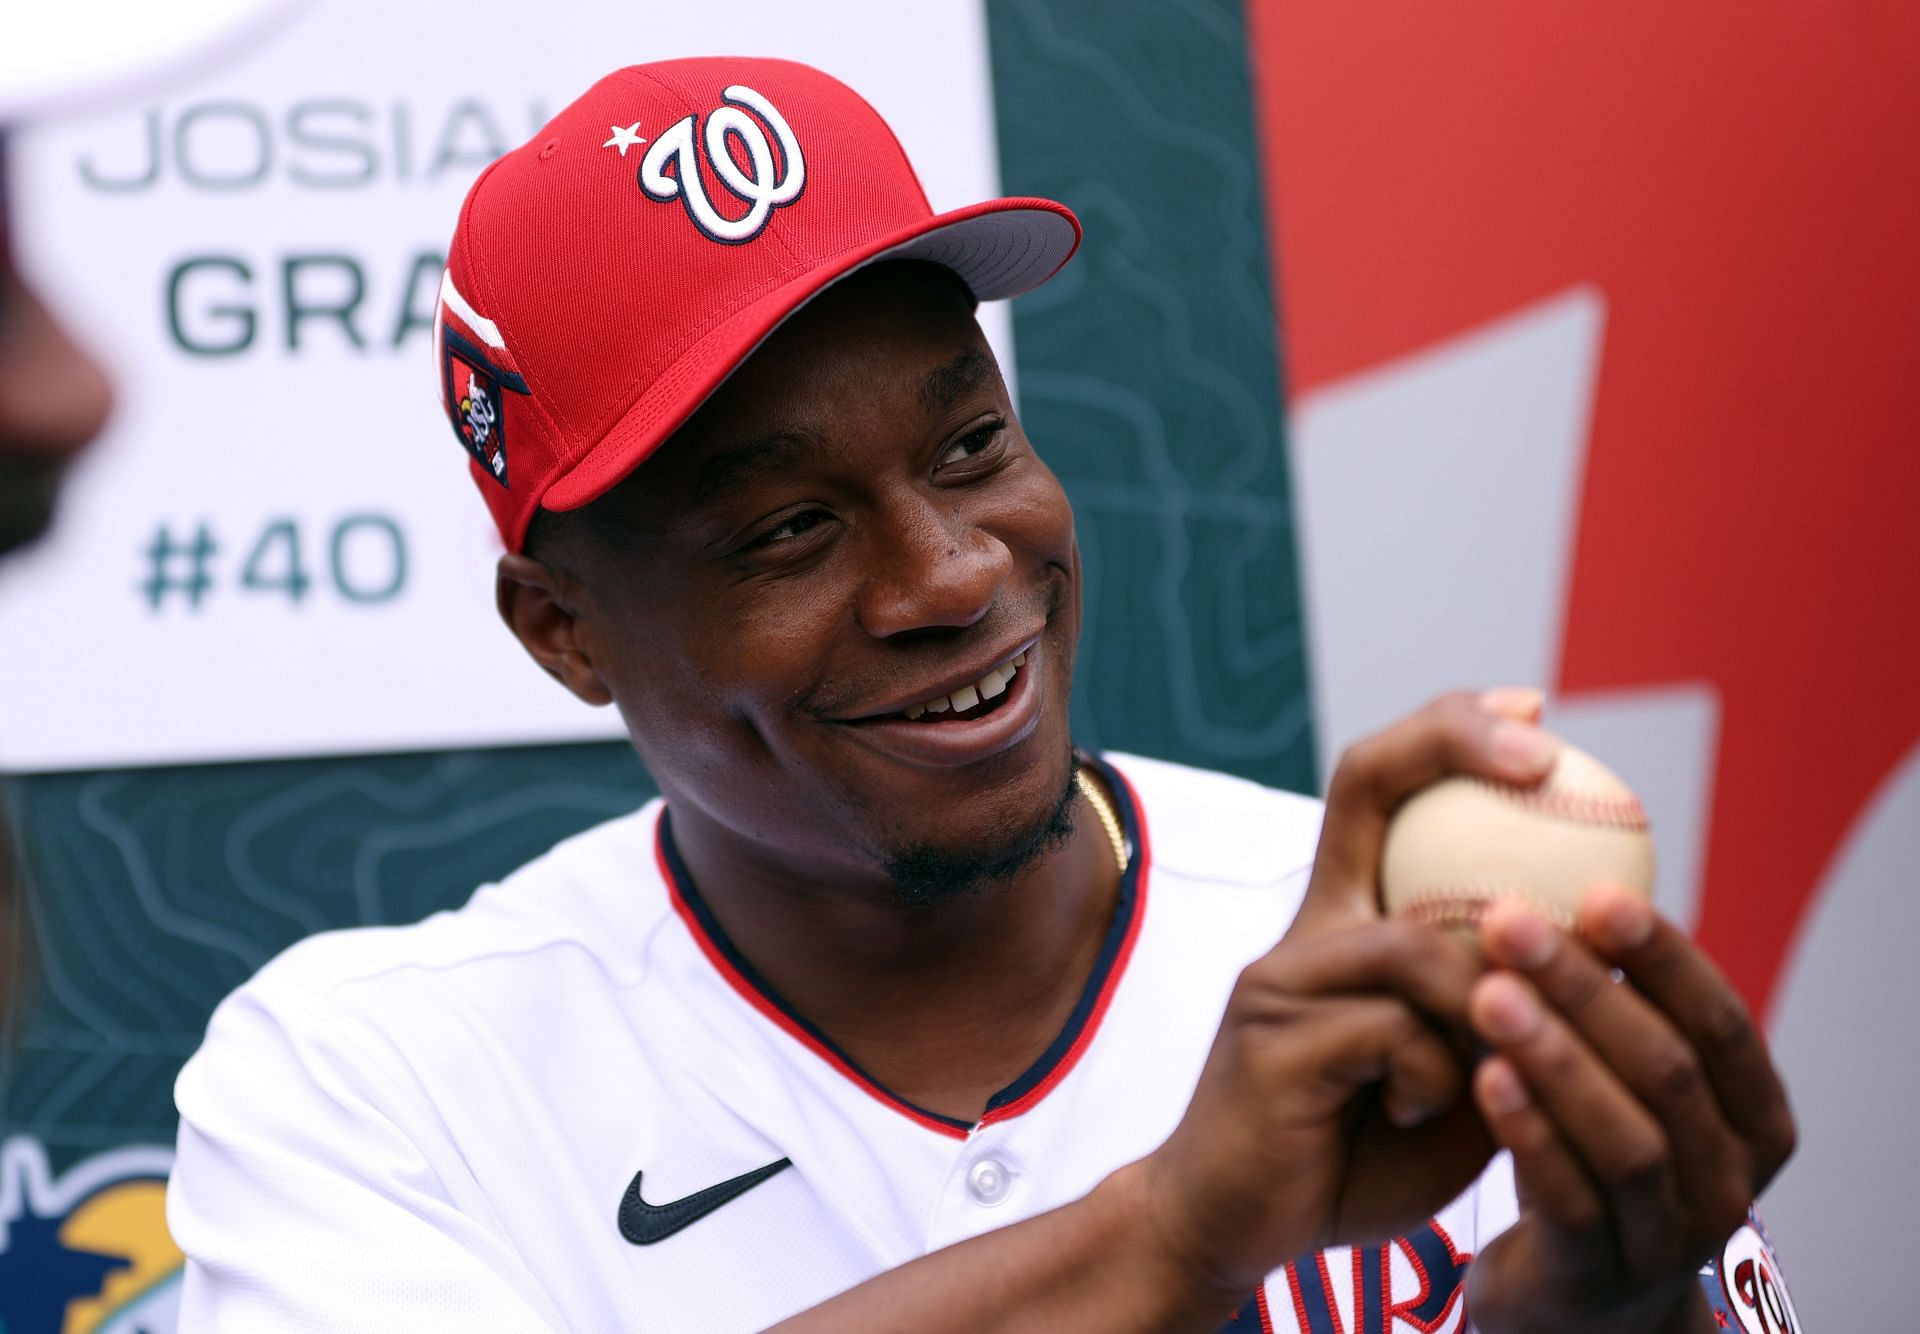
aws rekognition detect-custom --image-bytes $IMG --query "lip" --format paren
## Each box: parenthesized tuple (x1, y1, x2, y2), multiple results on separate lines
(840, 632, 1044, 722)
(837, 638, 1045, 769)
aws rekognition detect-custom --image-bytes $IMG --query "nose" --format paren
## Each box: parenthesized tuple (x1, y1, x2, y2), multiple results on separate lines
(0, 274, 115, 464)
(853, 491, 1010, 639)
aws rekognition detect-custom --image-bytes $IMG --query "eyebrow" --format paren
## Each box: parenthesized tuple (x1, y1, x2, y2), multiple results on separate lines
(687, 349, 1001, 512)
(919, 347, 998, 415)
(690, 429, 830, 511)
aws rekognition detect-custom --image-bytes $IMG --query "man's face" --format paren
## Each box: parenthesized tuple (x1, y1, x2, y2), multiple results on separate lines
(537, 262, 1082, 889)
(0, 135, 114, 557)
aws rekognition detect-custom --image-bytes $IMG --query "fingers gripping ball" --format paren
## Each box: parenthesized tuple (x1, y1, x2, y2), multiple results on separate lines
(1380, 741, 1654, 938)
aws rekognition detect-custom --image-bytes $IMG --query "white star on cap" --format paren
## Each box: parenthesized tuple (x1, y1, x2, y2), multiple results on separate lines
(602, 122, 647, 157)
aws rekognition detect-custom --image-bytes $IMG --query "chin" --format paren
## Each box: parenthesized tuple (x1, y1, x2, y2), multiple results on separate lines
(872, 742, 1080, 908)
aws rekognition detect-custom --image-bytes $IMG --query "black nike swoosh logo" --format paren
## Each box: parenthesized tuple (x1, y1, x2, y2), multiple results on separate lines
(618, 1157, 792, 1245)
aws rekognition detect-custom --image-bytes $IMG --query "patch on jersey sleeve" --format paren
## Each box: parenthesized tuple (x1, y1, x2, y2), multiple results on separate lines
(1700, 1208, 1802, 1333)
(1227, 1220, 1472, 1333)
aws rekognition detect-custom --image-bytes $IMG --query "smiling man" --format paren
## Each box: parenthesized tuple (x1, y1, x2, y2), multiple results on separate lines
(170, 58, 1798, 1332)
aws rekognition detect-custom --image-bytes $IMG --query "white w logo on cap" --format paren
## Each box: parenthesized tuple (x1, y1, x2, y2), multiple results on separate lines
(638, 85, 806, 244)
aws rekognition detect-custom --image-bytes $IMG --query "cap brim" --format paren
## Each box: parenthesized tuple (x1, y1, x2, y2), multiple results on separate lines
(877, 196, 1082, 303)
(535, 196, 1079, 527)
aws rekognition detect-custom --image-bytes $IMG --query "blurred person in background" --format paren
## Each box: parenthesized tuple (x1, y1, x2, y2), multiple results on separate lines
(0, 2, 297, 1009)
(0, 128, 113, 1010)
(0, 134, 112, 559)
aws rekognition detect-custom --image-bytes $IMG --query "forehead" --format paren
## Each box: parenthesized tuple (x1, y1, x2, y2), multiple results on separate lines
(587, 263, 996, 521)
(692, 262, 987, 434)
(686, 345, 997, 510)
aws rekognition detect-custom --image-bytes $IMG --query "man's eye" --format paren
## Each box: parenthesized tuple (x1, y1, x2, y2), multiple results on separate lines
(936, 421, 1006, 469)
(755, 510, 824, 546)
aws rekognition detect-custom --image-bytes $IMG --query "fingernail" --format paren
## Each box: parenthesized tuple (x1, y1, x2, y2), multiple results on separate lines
(1490, 719, 1558, 773)
(1498, 908, 1558, 969)
(1596, 891, 1654, 950)
(1478, 978, 1541, 1043)
(1481, 1060, 1530, 1115)
(1480, 686, 1545, 721)
(1386, 1095, 1432, 1129)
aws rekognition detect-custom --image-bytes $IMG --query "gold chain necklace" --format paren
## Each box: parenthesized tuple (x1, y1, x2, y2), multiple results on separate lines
(1075, 769, 1129, 873)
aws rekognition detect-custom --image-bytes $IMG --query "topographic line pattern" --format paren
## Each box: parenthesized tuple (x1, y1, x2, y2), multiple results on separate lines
(987, 0, 1312, 779)
(4, 746, 653, 1173)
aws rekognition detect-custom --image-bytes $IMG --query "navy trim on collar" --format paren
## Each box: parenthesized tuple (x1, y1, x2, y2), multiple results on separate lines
(658, 752, 1145, 1133)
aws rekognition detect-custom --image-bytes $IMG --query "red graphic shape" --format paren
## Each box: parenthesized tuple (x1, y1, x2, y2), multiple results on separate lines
(1247, 0, 1920, 1014)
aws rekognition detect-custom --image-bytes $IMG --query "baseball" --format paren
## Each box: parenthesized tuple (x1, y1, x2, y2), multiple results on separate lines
(1380, 738, 1655, 937)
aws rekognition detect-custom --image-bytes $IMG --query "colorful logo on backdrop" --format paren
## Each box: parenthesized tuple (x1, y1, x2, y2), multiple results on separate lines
(606, 85, 806, 244)
(0, 1136, 181, 1332)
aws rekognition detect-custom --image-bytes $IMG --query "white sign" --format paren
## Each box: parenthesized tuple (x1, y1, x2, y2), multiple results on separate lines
(0, 0, 1010, 771)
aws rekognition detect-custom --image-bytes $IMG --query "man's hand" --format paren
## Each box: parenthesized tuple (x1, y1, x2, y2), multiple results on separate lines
(1132, 690, 1555, 1299)
(1463, 889, 1798, 1334)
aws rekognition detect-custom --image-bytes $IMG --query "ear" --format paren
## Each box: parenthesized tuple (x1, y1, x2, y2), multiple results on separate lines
(496, 553, 615, 707)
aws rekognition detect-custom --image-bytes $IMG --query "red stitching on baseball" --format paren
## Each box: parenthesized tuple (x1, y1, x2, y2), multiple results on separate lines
(1398, 890, 1576, 930)
(1468, 778, 1649, 830)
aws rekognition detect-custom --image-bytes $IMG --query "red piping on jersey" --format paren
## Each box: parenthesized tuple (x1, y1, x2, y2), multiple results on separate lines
(657, 758, 1153, 1140)
(1397, 1220, 1472, 1333)
(655, 829, 971, 1139)
(976, 763, 1153, 1127)
(1283, 1260, 1315, 1333)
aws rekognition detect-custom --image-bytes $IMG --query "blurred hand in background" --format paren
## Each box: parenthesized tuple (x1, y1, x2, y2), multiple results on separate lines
(0, 133, 114, 558)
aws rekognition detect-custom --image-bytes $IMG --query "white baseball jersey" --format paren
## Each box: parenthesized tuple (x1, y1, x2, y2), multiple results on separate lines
(168, 753, 1789, 1332)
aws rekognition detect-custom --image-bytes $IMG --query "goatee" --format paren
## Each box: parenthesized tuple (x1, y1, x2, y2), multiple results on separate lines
(880, 753, 1081, 909)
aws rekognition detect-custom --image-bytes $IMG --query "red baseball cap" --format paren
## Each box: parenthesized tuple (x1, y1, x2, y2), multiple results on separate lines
(433, 57, 1082, 552)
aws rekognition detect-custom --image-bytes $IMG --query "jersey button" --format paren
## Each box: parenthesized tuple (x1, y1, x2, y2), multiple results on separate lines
(967, 1158, 1011, 1206)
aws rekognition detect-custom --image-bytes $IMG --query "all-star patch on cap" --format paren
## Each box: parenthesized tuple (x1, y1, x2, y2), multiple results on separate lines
(433, 56, 1082, 552)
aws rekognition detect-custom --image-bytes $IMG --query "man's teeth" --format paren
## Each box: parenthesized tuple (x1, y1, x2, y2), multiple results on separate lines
(901, 650, 1028, 720)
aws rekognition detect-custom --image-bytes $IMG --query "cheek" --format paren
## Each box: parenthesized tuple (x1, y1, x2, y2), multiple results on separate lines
(980, 459, 1081, 696)
(600, 580, 829, 753)
(1008, 464, 1080, 637)
(990, 456, 1078, 567)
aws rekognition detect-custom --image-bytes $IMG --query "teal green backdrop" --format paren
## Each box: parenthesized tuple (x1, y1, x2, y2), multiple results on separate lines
(1, 0, 1310, 1172)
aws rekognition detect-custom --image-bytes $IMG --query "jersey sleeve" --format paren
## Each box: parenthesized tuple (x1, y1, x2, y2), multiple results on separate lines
(169, 981, 564, 1332)
(1461, 1155, 1806, 1332)
(1699, 1206, 1805, 1332)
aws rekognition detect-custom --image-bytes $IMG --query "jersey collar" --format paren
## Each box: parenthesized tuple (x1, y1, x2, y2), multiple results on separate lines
(655, 754, 1152, 1140)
